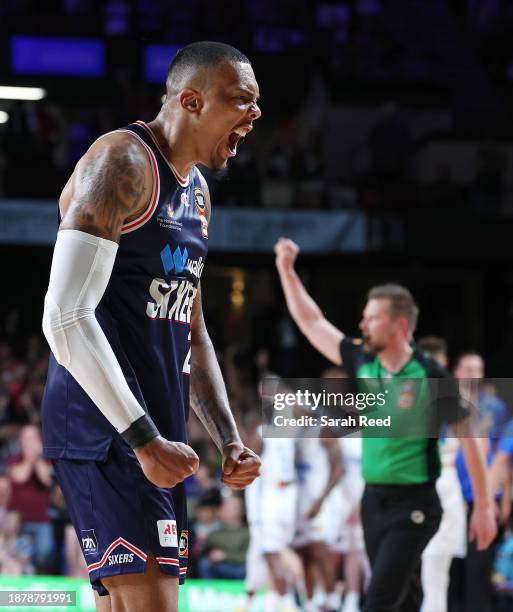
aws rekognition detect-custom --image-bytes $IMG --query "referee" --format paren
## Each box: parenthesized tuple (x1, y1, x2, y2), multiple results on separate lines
(274, 238, 496, 612)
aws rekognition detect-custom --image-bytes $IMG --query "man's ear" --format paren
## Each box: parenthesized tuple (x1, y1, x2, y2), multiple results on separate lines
(179, 88, 203, 113)
(400, 317, 411, 339)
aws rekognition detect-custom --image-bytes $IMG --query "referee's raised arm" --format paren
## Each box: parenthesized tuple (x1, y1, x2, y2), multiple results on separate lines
(274, 237, 344, 366)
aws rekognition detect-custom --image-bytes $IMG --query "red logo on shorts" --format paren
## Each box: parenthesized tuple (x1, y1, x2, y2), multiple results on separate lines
(164, 523, 177, 536)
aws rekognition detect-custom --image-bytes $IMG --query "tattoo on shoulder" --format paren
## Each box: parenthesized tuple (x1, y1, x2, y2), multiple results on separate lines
(62, 141, 148, 240)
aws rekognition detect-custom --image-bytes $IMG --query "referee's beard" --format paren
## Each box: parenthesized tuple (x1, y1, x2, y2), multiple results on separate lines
(362, 336, 385, 354)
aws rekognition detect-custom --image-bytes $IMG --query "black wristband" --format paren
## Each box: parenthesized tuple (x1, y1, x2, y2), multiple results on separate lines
(121, 414, 159, 449)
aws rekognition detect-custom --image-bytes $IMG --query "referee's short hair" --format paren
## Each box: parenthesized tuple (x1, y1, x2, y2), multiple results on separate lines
(367, 283, 419, 334)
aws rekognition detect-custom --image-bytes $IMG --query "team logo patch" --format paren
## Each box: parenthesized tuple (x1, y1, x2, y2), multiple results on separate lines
(397, 382, 416, 409)
(180, 192, 189, 207)
(179, 531, 189, 557)
(410, 510, 425, 524)
(157, 520, 178, 547)
(194, 188, 206, 214)
(81, 529, 98, 556)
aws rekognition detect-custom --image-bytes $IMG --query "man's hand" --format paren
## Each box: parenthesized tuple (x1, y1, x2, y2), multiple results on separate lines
(134, 436, 199, 488)
(222, 442, 261, 490)
(274, 238, 299, 273)
(469, 503, 497, 550)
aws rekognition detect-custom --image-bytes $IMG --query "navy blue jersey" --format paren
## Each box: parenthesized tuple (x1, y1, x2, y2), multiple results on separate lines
(43, 121, 209, 460)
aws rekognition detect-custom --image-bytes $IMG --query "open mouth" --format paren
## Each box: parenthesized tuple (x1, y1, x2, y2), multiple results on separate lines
(227, 127, 247, 157)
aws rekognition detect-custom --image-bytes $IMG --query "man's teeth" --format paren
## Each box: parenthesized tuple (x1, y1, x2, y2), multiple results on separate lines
(233, 127, 246, 137)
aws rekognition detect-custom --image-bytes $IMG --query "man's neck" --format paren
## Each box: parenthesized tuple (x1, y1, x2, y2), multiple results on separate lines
(147, 114, 198, 178)
(377, 342, 413, 374)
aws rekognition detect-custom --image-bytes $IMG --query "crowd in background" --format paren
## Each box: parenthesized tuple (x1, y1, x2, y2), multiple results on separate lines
(1, 0, 513, 214)
(0, 331, 258, 580)
(2, 326, 513, 610)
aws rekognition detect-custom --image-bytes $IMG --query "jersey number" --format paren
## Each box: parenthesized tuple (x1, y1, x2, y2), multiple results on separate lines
(183, 332, 191, 374)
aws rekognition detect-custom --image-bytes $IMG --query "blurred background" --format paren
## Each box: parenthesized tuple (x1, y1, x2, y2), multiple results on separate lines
(2, 0, 513, 610)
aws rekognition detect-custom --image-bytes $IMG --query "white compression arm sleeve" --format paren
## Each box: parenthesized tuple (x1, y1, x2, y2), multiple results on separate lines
(42, 229, 159, 447)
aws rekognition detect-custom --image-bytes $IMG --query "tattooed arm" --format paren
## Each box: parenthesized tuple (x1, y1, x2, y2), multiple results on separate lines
(190, 283, 261, 489)
(43, 133, 199, 487)
(59, 132, 152, 239)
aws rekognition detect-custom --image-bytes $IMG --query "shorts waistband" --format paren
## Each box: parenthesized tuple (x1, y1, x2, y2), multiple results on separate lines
(365, 481, 436, 495)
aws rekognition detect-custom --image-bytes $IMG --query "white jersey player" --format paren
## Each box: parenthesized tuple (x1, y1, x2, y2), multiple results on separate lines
(421, 436, 466, 612)
(332, 436, 369, 612)
(294, 437, 344, 612)
(244, 424, 298, 612)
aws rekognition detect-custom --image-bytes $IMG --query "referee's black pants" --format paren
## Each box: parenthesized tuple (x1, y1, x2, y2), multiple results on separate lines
(362, 482, 442, 612)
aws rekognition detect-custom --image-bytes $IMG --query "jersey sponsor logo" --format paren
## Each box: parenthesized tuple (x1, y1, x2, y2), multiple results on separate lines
(160, 245, 205, 279)
(179, 531, 189, 557)
(157, 520, 178, 547)
(157, 202, 183, 231)
(161, 245, 188, 275)
(81, 529, 98, 556)
(186, 256, 205, 279)
(108, 553, 135, 566)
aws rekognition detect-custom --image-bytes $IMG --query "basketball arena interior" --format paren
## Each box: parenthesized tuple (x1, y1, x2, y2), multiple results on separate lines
(2, 1, 513, 611)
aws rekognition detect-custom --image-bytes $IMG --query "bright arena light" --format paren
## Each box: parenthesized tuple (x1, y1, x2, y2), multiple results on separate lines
(0, 111, 8, 124)
(0, 86, 46, 101)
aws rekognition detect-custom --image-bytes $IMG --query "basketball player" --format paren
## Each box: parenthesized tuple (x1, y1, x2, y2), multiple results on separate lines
(294, 435, 344, 612)
(244, 414, 298, 612)
(417, 337, 466, 612)
(274, 238, 496, 612)
(41, 42, 261, 612)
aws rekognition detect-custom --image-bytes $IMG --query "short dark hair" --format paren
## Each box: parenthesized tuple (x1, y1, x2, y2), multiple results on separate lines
(417, 336, 447, 358)
(167, 41, 250, 89)
(367, 283, 419, 333)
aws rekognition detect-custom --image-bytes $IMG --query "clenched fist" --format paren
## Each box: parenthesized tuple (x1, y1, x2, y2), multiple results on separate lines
(274, 238, 300, 273)
(222, 442, 261, 490)
(135, 436, 199, 488)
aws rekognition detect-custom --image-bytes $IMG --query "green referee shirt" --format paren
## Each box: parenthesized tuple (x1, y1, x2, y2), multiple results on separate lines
(340, 337, 468, 485)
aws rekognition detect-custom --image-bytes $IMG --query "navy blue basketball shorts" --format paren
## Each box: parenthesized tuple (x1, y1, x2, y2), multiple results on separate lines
(53, 438, 188, 595)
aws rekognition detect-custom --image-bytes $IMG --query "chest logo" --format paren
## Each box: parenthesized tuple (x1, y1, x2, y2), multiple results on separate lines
(397, 382, 417, 409)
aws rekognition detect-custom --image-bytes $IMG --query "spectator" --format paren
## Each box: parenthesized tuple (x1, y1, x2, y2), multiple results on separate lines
(454, 353, 505, 612)
(0, 511, 34, 575)
(454, 352, 508, 446)
(198, 494, 249, 580)
(0, 474, 12, 527)
(6, 425, 53, 573)
(192, 488, 222, 550)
